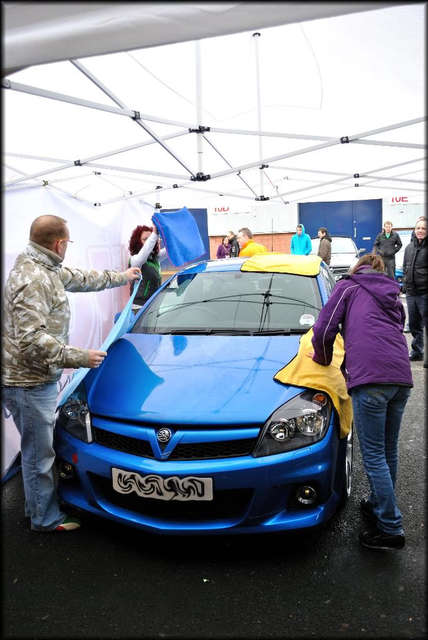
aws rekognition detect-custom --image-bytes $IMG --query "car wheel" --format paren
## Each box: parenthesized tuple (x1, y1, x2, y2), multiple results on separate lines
(337, 425, 353, 507)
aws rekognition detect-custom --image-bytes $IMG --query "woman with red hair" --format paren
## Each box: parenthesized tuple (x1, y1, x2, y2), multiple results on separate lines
(128, 222, 166, 307)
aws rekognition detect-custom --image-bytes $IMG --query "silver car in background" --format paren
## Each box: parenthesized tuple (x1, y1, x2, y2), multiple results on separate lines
(311, 236, 365, 280)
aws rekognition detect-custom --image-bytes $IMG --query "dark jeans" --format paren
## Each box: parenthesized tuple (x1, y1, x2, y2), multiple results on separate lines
(383, 257, 395, 280)
(406, 293, 428, 358)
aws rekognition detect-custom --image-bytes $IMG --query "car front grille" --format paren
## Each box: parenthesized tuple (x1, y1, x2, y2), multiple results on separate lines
(93, 427, 155, 458)
(92, 426, 257, 460)
(167, 438, 256, 460)
(89, 473, 253, 522)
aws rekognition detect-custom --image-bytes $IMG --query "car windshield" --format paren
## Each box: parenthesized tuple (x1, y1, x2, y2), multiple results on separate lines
(131, 270, 322, 335)
(311, 237, 357, 254)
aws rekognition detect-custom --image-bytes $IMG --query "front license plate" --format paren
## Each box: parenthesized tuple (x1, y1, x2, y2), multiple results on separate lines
(112, 468, 213, 501)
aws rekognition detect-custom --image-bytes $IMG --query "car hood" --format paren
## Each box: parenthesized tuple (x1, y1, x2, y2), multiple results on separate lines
(86, 333, 304, 425)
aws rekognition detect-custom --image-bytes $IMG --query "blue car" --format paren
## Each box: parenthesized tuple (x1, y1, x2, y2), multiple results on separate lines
(54, 254, 353, 535)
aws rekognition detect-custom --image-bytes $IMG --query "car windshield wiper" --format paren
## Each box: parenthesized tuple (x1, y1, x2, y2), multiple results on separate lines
(142, 328, 305, 336)
(156, 293, 321, 318)
(252, 328, 306, 335)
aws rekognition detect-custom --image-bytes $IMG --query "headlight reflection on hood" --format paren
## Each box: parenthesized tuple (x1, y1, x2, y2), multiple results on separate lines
(253, 390, 331, 457)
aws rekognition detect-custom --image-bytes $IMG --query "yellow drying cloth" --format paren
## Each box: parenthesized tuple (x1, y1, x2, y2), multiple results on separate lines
(274, 329, 352, 438)
(241, 253, 322, 276)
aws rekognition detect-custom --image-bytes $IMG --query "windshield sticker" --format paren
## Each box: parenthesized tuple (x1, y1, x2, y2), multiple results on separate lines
(299, 314, 315, 326)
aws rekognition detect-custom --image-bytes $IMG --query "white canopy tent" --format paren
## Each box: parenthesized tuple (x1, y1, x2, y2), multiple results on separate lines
(1, 2, 426, 477)
(3, 2, 426, 222)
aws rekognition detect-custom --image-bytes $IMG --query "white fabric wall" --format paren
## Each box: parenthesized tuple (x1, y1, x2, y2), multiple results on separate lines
(2, 186, 153, 477)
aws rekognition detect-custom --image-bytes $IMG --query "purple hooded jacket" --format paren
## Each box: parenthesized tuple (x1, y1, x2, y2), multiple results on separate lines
(311, 265, 413, 391)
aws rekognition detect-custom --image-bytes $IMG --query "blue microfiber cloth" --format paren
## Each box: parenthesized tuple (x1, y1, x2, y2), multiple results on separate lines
(58, 276, 142, 407)
(152, 207, 206, 267)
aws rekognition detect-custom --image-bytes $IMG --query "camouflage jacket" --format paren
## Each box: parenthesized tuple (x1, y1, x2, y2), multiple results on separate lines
(3, 241, 129, 387)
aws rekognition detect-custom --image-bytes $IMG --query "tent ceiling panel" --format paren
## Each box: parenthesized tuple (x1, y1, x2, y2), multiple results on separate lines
(3, 3, 425, 208)
(4, 2, 399, 76)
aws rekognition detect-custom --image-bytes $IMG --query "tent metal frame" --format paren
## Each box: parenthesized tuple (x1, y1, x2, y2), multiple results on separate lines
(3, 51, 426, 207)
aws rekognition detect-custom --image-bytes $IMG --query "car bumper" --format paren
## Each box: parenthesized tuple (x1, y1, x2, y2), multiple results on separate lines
(55, 422, 342, 535)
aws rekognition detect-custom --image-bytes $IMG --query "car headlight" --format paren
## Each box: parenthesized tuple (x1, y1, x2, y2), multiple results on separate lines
(253, 390, 332, 457)
(56, 385, 93, 443)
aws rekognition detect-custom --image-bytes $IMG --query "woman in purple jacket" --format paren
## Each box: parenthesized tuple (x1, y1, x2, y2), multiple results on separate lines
(311, 253, 413, 551)
(216, 236, 231, 259)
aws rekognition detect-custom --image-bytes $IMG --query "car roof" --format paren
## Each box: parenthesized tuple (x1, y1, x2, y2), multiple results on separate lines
(177, 253, 322, 277)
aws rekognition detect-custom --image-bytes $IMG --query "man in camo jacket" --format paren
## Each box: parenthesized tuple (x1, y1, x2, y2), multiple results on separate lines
(2, 214, 141, 532)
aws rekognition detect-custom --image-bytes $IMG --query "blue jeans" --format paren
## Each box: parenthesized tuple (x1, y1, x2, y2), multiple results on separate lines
(352, 384, 411, 535)
(406, 293, 428, 358)
(2, 383, 65, 531)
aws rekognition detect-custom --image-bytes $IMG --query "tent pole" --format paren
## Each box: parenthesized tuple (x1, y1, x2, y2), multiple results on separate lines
(209, 116, 426, 146)
(210, 140, 339, 180)
(276, 157, 427, 199)
(349, 117, 426, 140)
(70, 60, 196, 178)
(2, 78, 196, 129)
(195, 41, 204, 174)
(359, 175, 425, 184)
(2, 78, 135, 118)
(268, 165, 349, 177)
(5, 132, 190, 187)
(209, 116, 426, 181)
(363, 156, 426, 174)
(3, 77, 424, 147)
(278, 174, 352, 198)
(269, 158, 425, 178)
(5, 129, 188, 178)
(357, 184, 424, 192)
(353, 140, 424, 150)
(263, 169, 289, 207)
(5, 159, 188, 188)
(253, 32, 264, 198)
(202, 135, 258, 197)
(84, 162, 187, 180)
(211, 126, 335, 141)
(5, 152, 69, 164)
(99, 183, 255, 206)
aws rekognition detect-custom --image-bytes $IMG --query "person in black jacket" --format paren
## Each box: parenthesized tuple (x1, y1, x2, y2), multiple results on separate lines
(402, 217, 427, 364)
(373, 221, 402, 279)
(227, 230, 240, 258)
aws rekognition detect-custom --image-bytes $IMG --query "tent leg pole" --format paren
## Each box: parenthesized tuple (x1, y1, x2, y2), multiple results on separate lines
(253, 32, 264, 199)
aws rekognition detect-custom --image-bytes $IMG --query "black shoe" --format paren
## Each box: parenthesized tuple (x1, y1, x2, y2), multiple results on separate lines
(409, 353, 423, 361)
(359, 528, 405, 550)
(360, 498, 377, 523)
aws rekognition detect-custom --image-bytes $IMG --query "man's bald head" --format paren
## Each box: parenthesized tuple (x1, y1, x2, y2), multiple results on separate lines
(30, 215, 68, 250)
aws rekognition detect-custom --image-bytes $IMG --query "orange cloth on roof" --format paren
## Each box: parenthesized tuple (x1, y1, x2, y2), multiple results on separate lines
(274, 329, 352, 438)
(239, 239, 267, 257)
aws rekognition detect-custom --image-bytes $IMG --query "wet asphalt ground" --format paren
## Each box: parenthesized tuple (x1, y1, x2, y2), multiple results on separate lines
(2, 337, 426, 639)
